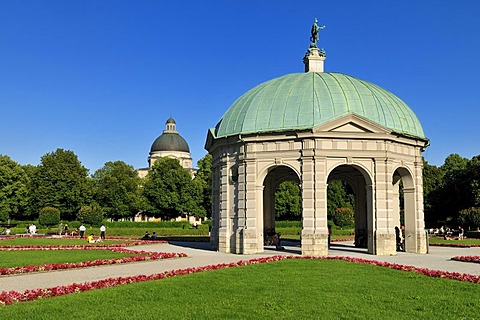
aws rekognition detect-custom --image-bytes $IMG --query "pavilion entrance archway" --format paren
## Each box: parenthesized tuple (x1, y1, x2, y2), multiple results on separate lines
(262, 165, 300, 249)
(392, 167, 419, 253)
(327, 164, 374, 254)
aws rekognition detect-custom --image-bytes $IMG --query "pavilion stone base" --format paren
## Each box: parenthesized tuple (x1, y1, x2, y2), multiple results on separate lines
(405, 231, 428, 254)
(375, 233, 397, 255)
(301, 231, 329, 256)
(217, 234, 229, 253)
(239, 228, 261, 254)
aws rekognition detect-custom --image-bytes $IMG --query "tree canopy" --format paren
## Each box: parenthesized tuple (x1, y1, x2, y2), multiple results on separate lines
(27, 149, 91, 220)
(142, 157, 204, 220)
(193, 154, 212, 218)
(92, 161, 143, 220)
(275, 181, 302, 220)
(0, 155, 29, 221)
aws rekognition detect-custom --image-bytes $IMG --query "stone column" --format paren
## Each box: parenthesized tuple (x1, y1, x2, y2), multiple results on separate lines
(301, 149, 328, 256)
(217, 155, 231, 253)
(242, 158, 260, 254)
(412, 161, 427, 253)
(373, 158, 396, 255)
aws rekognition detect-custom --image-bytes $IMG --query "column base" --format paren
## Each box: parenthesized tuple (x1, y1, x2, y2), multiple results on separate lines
(375, 233, 396, 255)
(301, 231, 328, 256)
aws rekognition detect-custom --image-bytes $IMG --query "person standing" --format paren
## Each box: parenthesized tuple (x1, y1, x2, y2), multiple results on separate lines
(58, 223, 63, 235)
(100, 225, 106, 240)
(63, 224, 69, 236)
(79, 224, 86, 238)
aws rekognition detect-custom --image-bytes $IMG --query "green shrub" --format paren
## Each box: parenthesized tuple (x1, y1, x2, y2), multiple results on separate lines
(105, 220, 191, 228)
(77, 203, 104, 226)
(458, 207, 480, 229)
(275, 221, 302, 228)
(331, 207, 354, 228)
(38, 207, 61, 227)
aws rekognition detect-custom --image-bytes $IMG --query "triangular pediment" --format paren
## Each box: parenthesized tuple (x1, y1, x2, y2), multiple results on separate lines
(313, 113, 392, 135)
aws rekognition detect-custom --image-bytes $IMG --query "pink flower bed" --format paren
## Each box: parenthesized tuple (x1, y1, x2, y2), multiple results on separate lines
(1, 255, 478, 306)
(0, 246, 187, 276)
(451, 256, 480, 264)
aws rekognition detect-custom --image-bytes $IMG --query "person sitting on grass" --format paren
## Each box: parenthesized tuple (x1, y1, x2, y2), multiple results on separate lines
(141, 231, 151, 240)
(87, 234, 95, 244)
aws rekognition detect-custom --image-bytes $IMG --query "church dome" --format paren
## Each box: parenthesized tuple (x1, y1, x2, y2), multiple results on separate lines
(150, 118, 190, 153)
(214, 72, 425, 139)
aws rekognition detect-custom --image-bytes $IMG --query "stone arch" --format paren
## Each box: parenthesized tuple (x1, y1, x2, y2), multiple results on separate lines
(326, 164, 375, 253)
(260, 165, 301, 249)
(392, 166, 420, 253)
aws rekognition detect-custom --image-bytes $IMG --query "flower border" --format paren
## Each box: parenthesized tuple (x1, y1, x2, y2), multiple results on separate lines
(1, 255, 478, 306)
(451, 256, 480, 264)
(0, 247, 187, 276)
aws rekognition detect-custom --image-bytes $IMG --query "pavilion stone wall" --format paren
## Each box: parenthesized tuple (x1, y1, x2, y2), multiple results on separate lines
(208, 125, 427, 256)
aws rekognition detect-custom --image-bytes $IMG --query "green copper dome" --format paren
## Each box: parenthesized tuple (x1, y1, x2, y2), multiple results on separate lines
(214, 72, 425, 139)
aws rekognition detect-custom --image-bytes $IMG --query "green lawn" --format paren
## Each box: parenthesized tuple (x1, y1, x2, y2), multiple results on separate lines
(1, 259, 478, 319)
(428, 237, 480, 245)
(0, 250, 139, 268)
(0, 237, 129, 246)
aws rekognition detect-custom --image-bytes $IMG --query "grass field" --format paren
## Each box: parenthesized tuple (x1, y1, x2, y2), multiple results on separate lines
(1, 259, 479, 319)
(0, 237, 129, 246)
(428, 237, 480, 245)
(0, 250, 139, 268)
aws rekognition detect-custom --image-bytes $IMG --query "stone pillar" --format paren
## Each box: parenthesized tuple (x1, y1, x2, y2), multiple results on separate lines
(410, 161, 427, 253)
(373, 158, 396, 255)
(365, 184, 375, 254)
(403, 187, 416, 253)
(241, 158, 260, 254)
(392, 182, 401, 228)
(301, 149, 328, 256)
(263, 175, 275, 232)
(217, 156, 231, 253)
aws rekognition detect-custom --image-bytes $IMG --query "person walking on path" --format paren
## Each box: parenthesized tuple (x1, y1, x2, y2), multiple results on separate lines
(79, 224, 86, 238)
(100, 225, 106, 240)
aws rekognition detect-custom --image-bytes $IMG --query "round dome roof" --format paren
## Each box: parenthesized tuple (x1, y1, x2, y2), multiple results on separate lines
(214, 72, 425, 139)
(150, 133, 190, 153)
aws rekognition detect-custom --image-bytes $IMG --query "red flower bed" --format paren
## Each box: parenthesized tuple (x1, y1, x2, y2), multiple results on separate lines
(451, 256, 480, 264)
(0, 247, 187, 276)
(1, 255, 478, 306)
(429, 243, 473, 248)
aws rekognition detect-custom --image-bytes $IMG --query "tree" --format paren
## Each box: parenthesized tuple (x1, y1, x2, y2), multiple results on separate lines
(0, 155, 29, 221)
(327, 180, 354, 221)
(38, 207, 61, 228)
(92, 161, 143, 220)
(458, 207, 480, 230)
(422, 158, 444, 226)
(193, 154, 212, 218)
(331, 207, 354, 228)
(77, 203, 104, 226)
(28, 149, 91, 220)
(143, 158, 203, 219)
(275, 181, 301, 220)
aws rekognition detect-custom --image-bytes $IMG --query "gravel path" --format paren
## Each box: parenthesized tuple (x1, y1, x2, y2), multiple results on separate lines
(1, 241, 479, 292)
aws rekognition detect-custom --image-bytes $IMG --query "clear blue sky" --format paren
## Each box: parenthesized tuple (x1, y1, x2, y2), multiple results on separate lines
(1, 1, 479, 173)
